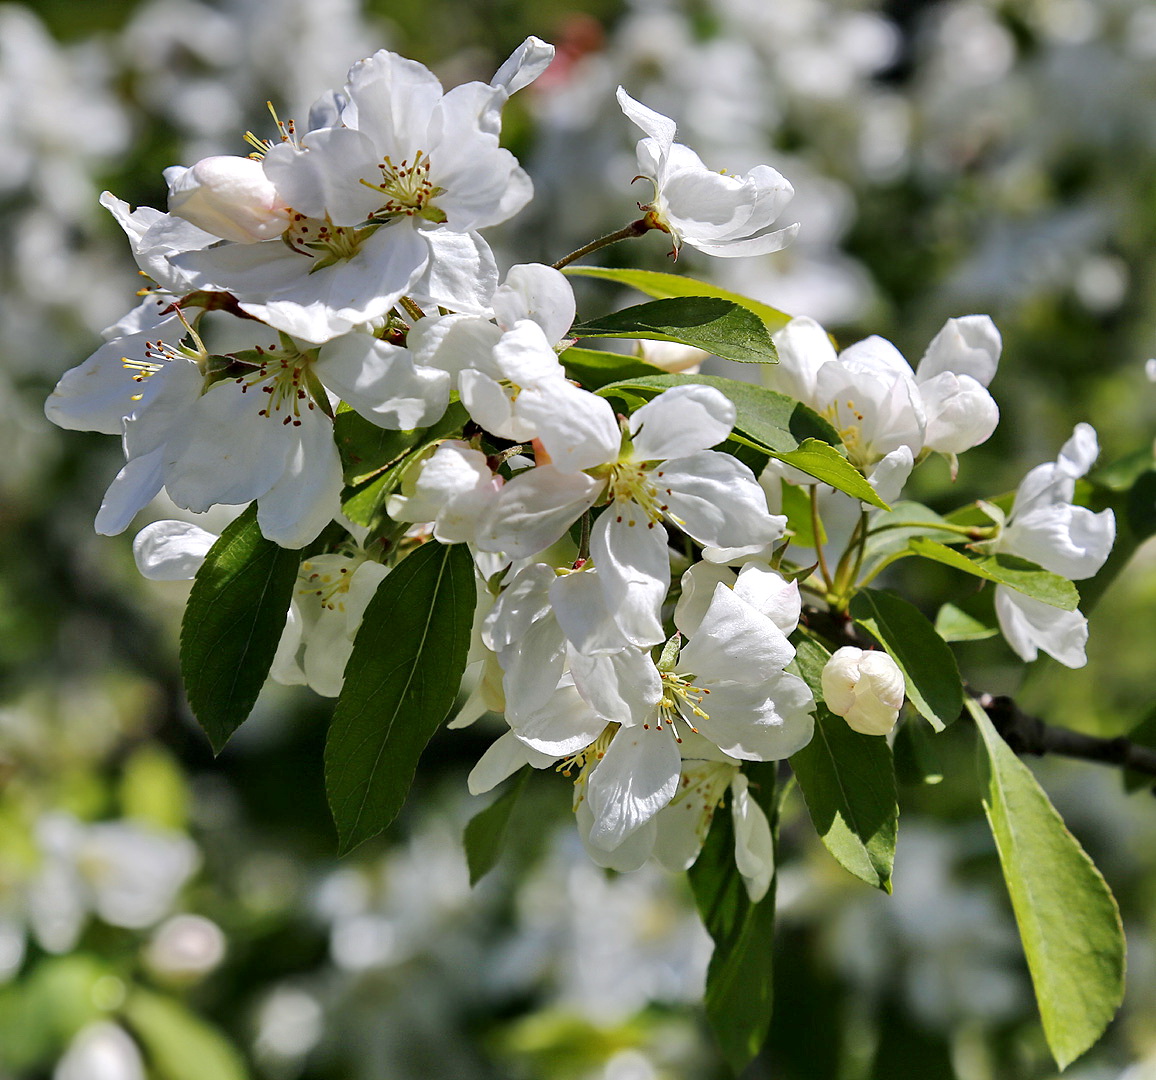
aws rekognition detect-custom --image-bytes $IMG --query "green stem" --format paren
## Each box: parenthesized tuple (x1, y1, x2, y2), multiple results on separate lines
(810, 486, 834, 593)
(576, 512, 592, 564)
(855, 550, 913, 590)
(866, 520, 991, 538)
(552, 218, 653, 270)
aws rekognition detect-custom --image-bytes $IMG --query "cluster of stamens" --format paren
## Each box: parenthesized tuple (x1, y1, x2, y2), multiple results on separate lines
(558, 725, 616, 779)
(233, 345, 317, 426)
(646, 671, 710, 739)
(362, 151, 438, 216)
(826, 398, 868, 463)
(299, 561, 354, 612)
(606, 462, 670, 528)
(284, 213, 363, 262)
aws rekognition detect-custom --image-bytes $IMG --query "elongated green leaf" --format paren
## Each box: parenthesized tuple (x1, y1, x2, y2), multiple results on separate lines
(969, 698, 1125, 1068)
(771, 439, 888, 510)
(689, 762, 778, 1074)
(934, 602, 999, 642)
(564, 265, 792, 332)
(125, 990, 248, 1080)
(908, 538, 1079, 610)
(849, 589, 963, 732)
(597, 373, 838, 451)
(573, 296, 778, 364)
(789, 637, 897, 890)
(326, 541, 475, 853)
(464, 768, 530, 885)
(180, 506, 300, 753)
(559, 345, 666, 389)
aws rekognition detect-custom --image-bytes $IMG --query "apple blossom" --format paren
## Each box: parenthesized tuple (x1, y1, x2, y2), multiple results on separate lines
(617, 87, 798, 257)
(821, 646, 906, 736)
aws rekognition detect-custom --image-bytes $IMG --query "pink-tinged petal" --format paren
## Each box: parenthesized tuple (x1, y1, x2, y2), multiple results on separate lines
(616, 87, 676, 153)
(475, 466, 601, 557)
(512, 679, 607, 756)
(692, 673, 815, 761)
(569, 647, 662, 725)
(468, 730, 556, 795)
(590, 504, 669, 647)
(586, 725, 682, 851)
(916, 315, 1001, 387)
(660, 450, 785, 551)
(995, 586, 1089, 668)
(316, 334, 450, 430)
(515, 380, 620, 473)
(549, 570, 630, 655)
(132, 520, 217, 580)
(256, 418, 343, 548)
(94, 448, 165, 536)
(678, 585, 795, 682)
(731, 774, 774, 902)
(629, 384, 734, 461)
(492, 263, 575, 342)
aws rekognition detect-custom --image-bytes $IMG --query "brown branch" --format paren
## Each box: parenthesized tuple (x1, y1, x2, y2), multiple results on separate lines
(799, 605, 1156, 782)
(976, 693, 1156, 782)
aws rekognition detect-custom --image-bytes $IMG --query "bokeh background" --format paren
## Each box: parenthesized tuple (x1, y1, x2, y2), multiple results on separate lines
(4, 0, 1156, 1077)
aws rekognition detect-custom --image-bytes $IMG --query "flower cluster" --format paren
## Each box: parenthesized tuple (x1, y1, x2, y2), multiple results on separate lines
(45, 40, 816, 887)
(44, 32, 1117, 902)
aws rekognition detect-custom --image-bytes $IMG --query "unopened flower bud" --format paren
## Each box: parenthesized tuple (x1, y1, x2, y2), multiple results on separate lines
(821, 646, 905, 736)
(165, 156, 288, 243)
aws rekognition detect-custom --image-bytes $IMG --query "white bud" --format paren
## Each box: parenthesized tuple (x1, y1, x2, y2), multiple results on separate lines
(145, 914, 226, 979)
(821, 646, 905, 736)
(165, 156, 288, 243)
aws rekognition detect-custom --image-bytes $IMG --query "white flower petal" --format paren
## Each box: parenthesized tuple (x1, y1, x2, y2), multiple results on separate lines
(995, 587, 1089, 668)
(132, 521, 217, 580)
(629, 384, 735, 461)
(731, 773, 774, 902)
(468, 730, 555, 795)
(590, 505, 669, 647)
(586, 725, 682, 850)
(475, 466, 601, 557)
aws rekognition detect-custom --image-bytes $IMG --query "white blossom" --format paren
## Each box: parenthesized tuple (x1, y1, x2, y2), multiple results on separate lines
(821, 646, 906, 735)
(617, 87, 797, 257)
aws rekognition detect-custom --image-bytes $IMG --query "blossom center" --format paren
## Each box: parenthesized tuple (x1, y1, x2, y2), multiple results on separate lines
(299, 556, 361, 611)
(823, 399, 869, 466)
(654, 670, 710, 736)
(605, 461, 670, 526)
(360, 151, 447, 222)
(284, 213, 365, 265)
(231, 343, 321, 426)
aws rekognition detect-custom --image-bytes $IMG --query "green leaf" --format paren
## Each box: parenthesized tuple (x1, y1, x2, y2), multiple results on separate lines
(573, 296, 778, 364)
(969, 698, 1125, 1069)
(907, 538, 1080, 610)
(771, 439, 888, 510)
(781, 481, 825, 547)
(1126, 469, 1156, 542)
(892, 719, 944, 786)
(125, 990, 248, 1080)
(689, 762, 778, 1074)
(558, 345, 667, 389)
(789, 637, 897, 890)
(464, 768, 530, 885)
(934, 602, 999, 643)
(326, 541, 476, 853)
(564, 265, 792, 332)
(849, 588, 963, 732)
(180, 506, 300, 753)
(863, 501, 965, 563)
(597, 373, 838, 451)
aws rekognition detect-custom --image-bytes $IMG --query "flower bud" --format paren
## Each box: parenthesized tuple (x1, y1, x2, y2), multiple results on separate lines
(165, 155, 288, 243)
(821, 646, 905, 736)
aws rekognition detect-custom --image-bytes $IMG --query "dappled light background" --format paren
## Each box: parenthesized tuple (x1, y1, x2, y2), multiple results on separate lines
(4, 0, 1156, 1077)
